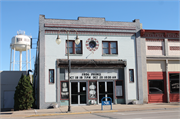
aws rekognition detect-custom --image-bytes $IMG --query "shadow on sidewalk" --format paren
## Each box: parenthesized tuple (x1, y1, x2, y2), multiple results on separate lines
(0, 112, 12, 115)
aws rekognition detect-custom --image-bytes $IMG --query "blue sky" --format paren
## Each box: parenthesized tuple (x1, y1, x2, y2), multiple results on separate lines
(0, 0, 179, 71)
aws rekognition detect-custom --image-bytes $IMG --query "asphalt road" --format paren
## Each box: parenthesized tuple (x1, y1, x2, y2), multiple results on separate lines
(26, 109, 180, 119)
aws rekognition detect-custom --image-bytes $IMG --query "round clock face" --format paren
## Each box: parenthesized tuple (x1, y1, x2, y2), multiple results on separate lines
(86, 38, 99, 51)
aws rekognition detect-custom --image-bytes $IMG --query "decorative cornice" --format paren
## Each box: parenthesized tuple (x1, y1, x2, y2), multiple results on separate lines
(168, 39, 180, 42)
(45, 30, 135, 36)
(141, 29, 180, 39)
(146, 39, 164, 42)
(44, 23, 136, 30)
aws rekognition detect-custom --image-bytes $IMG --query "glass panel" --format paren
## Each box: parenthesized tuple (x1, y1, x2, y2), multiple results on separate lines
(75, 42, 81, 48)
(99, 82, 105, 103)
(67, 41, 73, 47)
(89, 41, 96, 48)
(80, 82, 86, 104)
(67, 48, 73, 54)
(129, 69, 134, 82)
(103, 48, 109, 54)
(61, 82, 69, 99)
(103, 42, 109, 48)
(72, 95, 78, 104)
(80, 82, 86, 95)
(75, 48, 82, 54)
(80, 95, 86, 104)
(116, 81, 123, 97)
(89, 81, 97, 98)
(111, 48, 117, 54)
(170, 73, 179, 93)
(111, 42, 116, 48)
(149, 80, 164, 94)
(107, 82, 113, 101)
(49, 70, 54, 83)
(71, 82, 78, 104)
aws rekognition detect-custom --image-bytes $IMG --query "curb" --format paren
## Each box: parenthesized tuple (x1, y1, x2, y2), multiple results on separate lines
(25, 110, 119, 118)
(25, 107, 180, 118)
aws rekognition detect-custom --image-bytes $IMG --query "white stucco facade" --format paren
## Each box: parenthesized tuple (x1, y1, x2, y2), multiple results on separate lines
(34, 15, 144, 109)
(44, 34, 137, 102)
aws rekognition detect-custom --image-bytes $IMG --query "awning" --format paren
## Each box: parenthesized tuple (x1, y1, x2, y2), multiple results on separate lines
(57, 59, 126, 68)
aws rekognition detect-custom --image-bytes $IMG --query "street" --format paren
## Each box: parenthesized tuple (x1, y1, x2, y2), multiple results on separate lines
(25, 109, 180, 119)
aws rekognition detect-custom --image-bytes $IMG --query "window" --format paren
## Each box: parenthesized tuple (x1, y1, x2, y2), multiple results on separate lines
(102, 41, 117, 54)
(66, 40, 82, 54)
(61, 81, 69, 100)
(149, 80, 164, 94)
(89, 81, 97, 99)
(129, 69, 134, 82)
(116, 80, 123, 98)
(169, 73, 179, 93)
(49, 69, 54, 83)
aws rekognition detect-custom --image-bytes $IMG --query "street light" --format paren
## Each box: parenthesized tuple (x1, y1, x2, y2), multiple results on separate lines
(56, 29, 79, 112)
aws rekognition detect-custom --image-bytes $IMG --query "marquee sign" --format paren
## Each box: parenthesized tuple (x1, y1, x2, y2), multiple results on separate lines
(65, 69, 118, 80)
(86, 37, 99, 51)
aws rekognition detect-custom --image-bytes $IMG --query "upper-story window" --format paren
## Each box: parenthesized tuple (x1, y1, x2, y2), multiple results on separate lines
(102, 41, 118, 54)
(66, 40, 82, 54)
(49, 69, 54, 84)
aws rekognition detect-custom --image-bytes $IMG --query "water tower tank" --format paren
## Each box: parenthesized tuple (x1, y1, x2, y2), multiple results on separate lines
(10, 30, 32, 71)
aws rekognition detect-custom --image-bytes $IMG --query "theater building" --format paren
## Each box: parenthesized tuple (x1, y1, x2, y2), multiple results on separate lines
(34, 15, 144, 109)
(140, 29, 180, 103)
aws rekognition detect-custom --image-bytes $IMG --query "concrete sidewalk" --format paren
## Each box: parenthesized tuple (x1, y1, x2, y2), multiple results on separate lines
(0, 103, 179, 118)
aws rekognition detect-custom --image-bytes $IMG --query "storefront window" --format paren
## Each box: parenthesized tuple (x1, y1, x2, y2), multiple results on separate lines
(170, 73, 179, 93)
(89, 81, 97, 99)
(149, 80, 164, 94)
(116, 81, 123, 98)
(61, 81, 69, 99)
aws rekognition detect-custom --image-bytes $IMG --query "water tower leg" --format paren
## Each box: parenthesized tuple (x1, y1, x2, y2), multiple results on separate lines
(19, 51, 22, 71)
(29, 48, 31, 70)
(26, 46, 28, 71)
(13, 47, 15, 71)
(10, 49, 12, 71)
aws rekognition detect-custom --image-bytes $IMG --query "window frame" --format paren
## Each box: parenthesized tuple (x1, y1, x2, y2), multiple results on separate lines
(49, 69, 54, 84)
(129, 69, 134, 83)
(60, 81, 69, 100)
(102, 41, 118, 55)
(66, 40, 82, 54)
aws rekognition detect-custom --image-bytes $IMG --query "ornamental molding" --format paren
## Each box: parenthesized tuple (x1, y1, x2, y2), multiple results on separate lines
(86, 37, 99, 52)
(45, 30, 134, 36)
(44, 23, 136, 30)
(141, 29, 179, 38)
(142, 33, 179, 38)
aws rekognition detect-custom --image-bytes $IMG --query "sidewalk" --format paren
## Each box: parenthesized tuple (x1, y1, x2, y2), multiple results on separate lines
(0, 103, 179, 118)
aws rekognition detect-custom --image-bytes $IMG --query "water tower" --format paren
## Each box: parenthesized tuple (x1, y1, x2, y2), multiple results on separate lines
(10, 30, 32, 71)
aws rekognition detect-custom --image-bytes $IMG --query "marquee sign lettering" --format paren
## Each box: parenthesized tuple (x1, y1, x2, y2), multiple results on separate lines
(65, 69, 118, 80)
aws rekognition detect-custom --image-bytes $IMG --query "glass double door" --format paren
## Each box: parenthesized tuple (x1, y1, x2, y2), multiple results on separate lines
(71, 82, 86, 104)
(99, 82, 113, 103)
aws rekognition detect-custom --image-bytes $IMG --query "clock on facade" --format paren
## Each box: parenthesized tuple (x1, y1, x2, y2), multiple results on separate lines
(86, 38, 99, 51)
